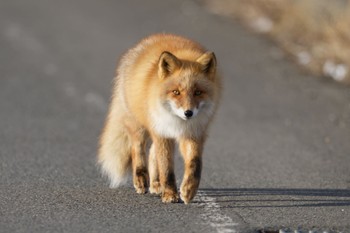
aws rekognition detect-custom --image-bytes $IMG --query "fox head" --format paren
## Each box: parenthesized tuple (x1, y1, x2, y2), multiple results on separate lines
(157, 51, 218, 121)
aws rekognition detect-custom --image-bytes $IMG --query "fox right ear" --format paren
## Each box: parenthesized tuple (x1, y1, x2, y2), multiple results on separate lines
(196, 51, 216, 75)
(158, 51, 181, 79)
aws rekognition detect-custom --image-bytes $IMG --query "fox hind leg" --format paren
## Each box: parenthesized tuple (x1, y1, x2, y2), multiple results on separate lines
(125, 119, 149, 194)
(131, 135, 149, 194)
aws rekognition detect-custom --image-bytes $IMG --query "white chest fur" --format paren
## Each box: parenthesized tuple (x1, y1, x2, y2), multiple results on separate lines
(150, 105, 188, 138)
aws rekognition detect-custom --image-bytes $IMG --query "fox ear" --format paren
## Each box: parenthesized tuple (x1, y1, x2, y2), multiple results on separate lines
(196, 52, 216, 75)
(158, 51, 181, 79)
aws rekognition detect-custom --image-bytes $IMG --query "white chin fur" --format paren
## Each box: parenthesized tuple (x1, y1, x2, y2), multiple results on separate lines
(150, 100, 214, 138)
(169, 101, 198, 120)
(173, 108, 188, 120)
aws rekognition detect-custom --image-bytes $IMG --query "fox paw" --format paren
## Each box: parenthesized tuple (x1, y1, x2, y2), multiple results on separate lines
(133, 167, 149, 194)
(180, 181, 198, 204)
(134, 185, 147, 194)
(161, 191, 179, 203)
(149, 181, 162, 195)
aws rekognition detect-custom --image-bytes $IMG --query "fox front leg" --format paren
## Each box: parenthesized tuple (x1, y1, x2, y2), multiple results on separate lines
(152, 136, 179, 203)
(179, 137, 204, 204)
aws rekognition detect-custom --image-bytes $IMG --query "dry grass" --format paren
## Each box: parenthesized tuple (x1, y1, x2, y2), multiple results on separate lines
(204, 0, 350, 84)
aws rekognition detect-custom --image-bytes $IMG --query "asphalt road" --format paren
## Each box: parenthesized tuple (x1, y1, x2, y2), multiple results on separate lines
(1, 0, 350, 232)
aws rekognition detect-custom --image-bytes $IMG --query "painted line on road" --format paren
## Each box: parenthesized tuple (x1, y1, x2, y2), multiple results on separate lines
(196, 190, 238, 233)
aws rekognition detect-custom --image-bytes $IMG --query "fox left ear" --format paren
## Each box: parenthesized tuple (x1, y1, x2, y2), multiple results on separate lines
(196, 52, 217, 75)
(158, 51, 181, 79)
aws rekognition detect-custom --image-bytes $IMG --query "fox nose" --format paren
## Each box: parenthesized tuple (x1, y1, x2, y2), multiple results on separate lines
(184, 110, 193, 118)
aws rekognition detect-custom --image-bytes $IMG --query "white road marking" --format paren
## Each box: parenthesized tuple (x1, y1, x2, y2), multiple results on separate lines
(196, 190, 238, 233)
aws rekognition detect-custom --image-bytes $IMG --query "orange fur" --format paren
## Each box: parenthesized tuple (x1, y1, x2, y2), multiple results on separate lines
(98, 34, 221, 204)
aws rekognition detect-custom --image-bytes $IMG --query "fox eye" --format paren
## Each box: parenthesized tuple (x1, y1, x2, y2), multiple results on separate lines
(194, 90, 202, 96)
(173, 90, 180, 95)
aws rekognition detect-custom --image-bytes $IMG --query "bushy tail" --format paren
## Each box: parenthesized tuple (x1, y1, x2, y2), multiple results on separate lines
(98, 107, 132, 188)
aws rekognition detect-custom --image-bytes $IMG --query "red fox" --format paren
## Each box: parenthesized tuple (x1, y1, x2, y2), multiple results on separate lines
(98, 34, 221, 204)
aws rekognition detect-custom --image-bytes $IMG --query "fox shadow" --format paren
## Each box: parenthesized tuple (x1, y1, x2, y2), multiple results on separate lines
(196, 188, 350, 208)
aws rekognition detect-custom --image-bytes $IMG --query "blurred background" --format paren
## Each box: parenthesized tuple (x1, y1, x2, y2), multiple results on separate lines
(204, 0, 350, 84)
